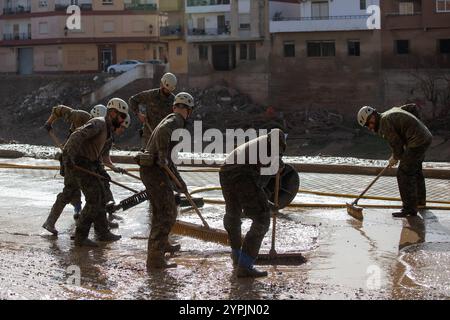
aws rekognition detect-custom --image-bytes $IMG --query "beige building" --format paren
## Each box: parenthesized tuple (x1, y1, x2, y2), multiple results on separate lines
(0, 0, 167, 74)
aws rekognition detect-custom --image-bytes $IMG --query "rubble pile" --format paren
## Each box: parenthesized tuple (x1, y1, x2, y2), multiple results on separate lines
(187, 85, 347, 137)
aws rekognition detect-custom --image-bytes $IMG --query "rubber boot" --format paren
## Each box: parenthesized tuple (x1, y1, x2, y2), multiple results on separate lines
(74, 227, 98, 247)
(164, 241, 181, 253)
(147, 250, 177, 270)
(42, 200, 66, 235)
(236, 251, 267, 278)
(392, 209, 417, 218)
(231, 248, 241, 267)
(97, 231, 121, 242)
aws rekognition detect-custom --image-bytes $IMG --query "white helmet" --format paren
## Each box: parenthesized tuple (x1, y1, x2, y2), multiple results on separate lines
(357, 106, 376, 127)
(90, 104, 107, 118)
(122, 113, 131, 128)
(174, 92, 194, 109)
(107, 97, 129, 115)
(161, 72, 177, 92)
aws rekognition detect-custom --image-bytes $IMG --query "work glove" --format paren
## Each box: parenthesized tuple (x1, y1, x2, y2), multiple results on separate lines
(43, 122, 53, 132)
(112, 166, 127, 174)
(388, 156, 399, 167)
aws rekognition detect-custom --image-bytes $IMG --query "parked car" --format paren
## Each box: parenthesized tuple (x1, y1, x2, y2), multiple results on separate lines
(145, 59, 164, 65)
(107, 60, 143, 74)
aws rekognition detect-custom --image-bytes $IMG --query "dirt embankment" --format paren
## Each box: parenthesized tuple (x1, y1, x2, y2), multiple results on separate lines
(0, 75, 449, 161)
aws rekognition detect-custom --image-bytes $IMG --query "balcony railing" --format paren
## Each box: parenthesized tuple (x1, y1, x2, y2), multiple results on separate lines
(54, 3, 93, 11)
(187, 0, 230, 6)
(385, 12, 422, 16)
(188, 27, 230, 36)
(3, 33, 32, 40)
(270, 15, 372, 33)
(272, 15, 371, 21)
(124, 3, 157, 11)
(2, 6, 31, 15)
(160, 26, 184, 37)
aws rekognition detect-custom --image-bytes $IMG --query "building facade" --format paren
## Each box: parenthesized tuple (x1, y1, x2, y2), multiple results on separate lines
(0, 0, 167, 74)
(381, 0, 450, 68)
(268, 0, 382, 114)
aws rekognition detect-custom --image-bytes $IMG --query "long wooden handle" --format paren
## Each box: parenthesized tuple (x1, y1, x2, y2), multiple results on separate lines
(162, 165, 210, 228)
(73, 164, 139, 194)
(270, 171, 281, 256)
(47, 129, 64, 151)
(354, 164, 391, 205)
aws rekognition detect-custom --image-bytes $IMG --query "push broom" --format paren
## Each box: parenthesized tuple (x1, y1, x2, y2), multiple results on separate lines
(256, 170, 306, 265)
(346, 163, 391, 221)
(162, 165, 230, 246)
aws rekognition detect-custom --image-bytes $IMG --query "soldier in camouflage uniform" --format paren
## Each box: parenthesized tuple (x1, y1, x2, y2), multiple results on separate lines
(219, 129, 286, 278)
(63, 98, 129, 247)
(129, 72, 177, 150)
(357, 105, 433, 218)
(137, 92, 194, 269)
(42, 104, 108, 235)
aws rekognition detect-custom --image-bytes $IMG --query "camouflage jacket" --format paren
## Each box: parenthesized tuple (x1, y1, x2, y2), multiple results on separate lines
(145, 112, 185, 181)
(64, 117, 113, 163)
(378, 107, 433, 160)
(52, 105, 92, 133)
(129, 88, 175, 131)
(220, 130, 286, 177)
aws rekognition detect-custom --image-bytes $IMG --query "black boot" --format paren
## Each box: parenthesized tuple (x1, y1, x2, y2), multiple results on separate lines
(147, 250, 177, 269)
(392, 210, 417, 218)
(236, 251, 267, 278)
(164, 242, 181, 253)
(97, 231, 121, 242)
(237, 266, 268, 278)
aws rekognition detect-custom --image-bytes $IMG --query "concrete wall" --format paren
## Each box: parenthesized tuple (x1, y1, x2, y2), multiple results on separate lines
(168, 40, 188, 74)
(0, 47, 16, 72)
(269, 30, 382, 116)
(62, 44, 98, 71)
(33, 45, 63, 72)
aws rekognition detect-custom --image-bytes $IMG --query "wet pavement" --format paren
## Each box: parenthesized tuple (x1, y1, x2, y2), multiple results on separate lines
(1, 157, 450, 300)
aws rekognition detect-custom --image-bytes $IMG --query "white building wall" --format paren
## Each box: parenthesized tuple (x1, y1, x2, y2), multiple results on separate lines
(269, 0, 380, 19)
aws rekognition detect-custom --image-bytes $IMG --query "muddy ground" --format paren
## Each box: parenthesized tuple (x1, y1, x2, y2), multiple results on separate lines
(1, 157, 450, 300)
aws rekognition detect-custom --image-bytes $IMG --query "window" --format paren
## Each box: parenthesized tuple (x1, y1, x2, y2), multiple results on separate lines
(38, 22, 48, 34)
(348, 40, 360, 56)
(311, 1, 329, 18)
(284, 41, 295, 57)
(199, 45, 208, 60)
(240, 44, 247, 60)
(395, 40, 410, 54)
(176, 47, 182, 56)
(440, 39, 450, 54)
(307, 41, 335, 57)
(249, 43, 256, 60)
(39, 1, 47, 7)
(436, 0, 450, 12)
(239, 14, 250, 30)
(360, 0, 366, 10)
(399, 2, 414, 15)
(102, 0, 113, 5)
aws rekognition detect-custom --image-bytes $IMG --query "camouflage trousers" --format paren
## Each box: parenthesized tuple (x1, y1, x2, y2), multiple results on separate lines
(140, 164, 178, 254)
(67, 160, 110, 241)
(45, 169, 83, 226)
(397, 143, 430, 213)
(219, 170, 270, 259)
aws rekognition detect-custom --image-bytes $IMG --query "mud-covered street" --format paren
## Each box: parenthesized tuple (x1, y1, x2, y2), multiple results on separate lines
(1, 156, 450, 300)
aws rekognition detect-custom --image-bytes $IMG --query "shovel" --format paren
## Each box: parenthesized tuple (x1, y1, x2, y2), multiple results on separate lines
(346, 163, 391, 221)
